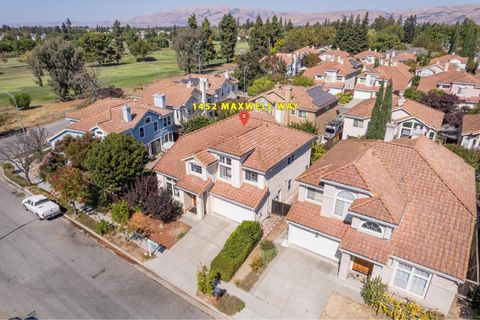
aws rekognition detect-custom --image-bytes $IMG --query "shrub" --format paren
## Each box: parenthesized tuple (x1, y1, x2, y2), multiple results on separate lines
(288, 121, 317, 134)
(211, 221, 262, 281)
(96, 219, 112, 235)
(336, 92, 353, 105)
(216, 293, 245, 315)
(247, 76, 275, 96)
(196, 264, 218, 295)
(260, 240, 277, 264)
(249, 257, 264, 272)
(469, 285, 480, 312)
(361, 276, 388, 309)
(292, 75, 314, 87)
(10, 93, 31, 109)
(111, 200, 130, 225)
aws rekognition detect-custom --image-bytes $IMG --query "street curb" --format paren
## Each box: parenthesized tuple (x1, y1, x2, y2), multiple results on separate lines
(0, 167, 227, 319)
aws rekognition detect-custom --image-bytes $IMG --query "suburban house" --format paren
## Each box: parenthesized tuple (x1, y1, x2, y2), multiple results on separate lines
(460, 113, 480, 149)
(353, 63, 413, 99)
(417, 70, 480, 108)
(303, 61, 359, 94)
(274, 52, 301, 76)
(154, 114, 314, 222)
(47, 98, 175, 155)
(286, 136, 476, 314)
(416, 54, 468, 77)
(342, 95, 445, 140)
(354, 50, 385, 67)
(319, 49, 350, 64)
(250, 84, 339, 138)
(294, 46, 319, 57)
(380, 48, 425, 66)
(133, 71, 240, 125)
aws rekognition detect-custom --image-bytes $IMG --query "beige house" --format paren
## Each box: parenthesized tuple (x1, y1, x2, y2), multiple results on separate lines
(460, 114, 480, 149)
(354, 50, 385, 67)
(286, 137, 476, 314)
(303, 61, 359, 94)
(353, 64, 413, 99)
(416, 55, 468, 77)
(319, 49, 350, 64)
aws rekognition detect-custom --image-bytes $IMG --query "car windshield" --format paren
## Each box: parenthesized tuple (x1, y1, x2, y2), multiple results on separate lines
(35, 199, 50, 206)
(325, 128, 335, 134)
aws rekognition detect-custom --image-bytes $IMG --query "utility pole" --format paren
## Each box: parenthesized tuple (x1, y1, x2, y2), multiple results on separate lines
(0, 90, 25, 133)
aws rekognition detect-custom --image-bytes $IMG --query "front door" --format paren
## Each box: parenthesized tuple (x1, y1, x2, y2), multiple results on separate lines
(352, 257, 373, 276)
(192, 195, 197, 207)
(151, 138, 162, 155)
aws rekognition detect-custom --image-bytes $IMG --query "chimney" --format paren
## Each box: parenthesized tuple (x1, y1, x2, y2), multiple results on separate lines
(224, 69, 230, 80)
(186, 80, 192, 88)
(199, 78, 208, 104)
(444, 63, 449, 71)
(398, 92, 406, 106)
(384, 122, 396, 142)
(153, 93, 166, 109)
(391, 51, 396, 57)
(284, 86, 292, 102)
(122, 104, 132, 122)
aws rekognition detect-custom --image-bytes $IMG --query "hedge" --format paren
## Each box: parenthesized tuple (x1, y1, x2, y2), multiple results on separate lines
(211, 221, 262, 281)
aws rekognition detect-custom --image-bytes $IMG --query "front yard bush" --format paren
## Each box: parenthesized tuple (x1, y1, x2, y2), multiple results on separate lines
(196, 264, 218, 295)
(211, 221, 262, 281)
(260, 239, 278, 264)
(216, 293, 245, 315)
(96, 220, 112, 235)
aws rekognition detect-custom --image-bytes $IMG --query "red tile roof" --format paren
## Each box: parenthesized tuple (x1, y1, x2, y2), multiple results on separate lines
(354, 50, 385, 61)
(356, 64, 413, 92)
(176, 176, 212, 195)
(303, 61, 358, 78)
(339, 229, 390, 264)
(462, 114, 480, 136)
(210, 181, 268, 210)
(418, 70, 480, 92)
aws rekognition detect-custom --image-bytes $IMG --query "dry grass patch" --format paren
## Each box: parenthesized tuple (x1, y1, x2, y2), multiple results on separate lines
(320, 292, 384, 319)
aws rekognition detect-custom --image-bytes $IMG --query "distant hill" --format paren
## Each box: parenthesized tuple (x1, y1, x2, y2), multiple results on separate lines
(126, 3, 480, 27)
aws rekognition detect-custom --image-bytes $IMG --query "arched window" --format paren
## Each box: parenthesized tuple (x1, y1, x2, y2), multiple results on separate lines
(360, 221, 382, 235)
(333, 191, 355, 217)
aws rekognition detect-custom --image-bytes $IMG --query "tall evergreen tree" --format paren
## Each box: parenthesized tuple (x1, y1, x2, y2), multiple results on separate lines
(111, 20, 124, 64)
(448, 23, 460, 54)
(358, 12, 370, 52)
(285, 20, 294, 32)
(366, 81, 385, 139)
(188, 13, 197, 29)
(462, 26, 478, 59)
(379, 80, 393, 139)
(202, 18, 216, 63)
(266, 15, 283, 48)
(249, 15, 268, 55)
(403, 15, 417, 44)
(219, 13, 238, 63)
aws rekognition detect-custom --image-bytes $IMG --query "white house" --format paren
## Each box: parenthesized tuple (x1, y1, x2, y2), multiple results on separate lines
(319, 49, 350, 64)
(154, 114, 314, 222)
(460, 114, 480, 150)
(342, 95, 445, 141)
(354, 50, 385, 67)
(416, 55, 468, 77)
(303, 61, 359, 95)
(286, 136, 476, 315)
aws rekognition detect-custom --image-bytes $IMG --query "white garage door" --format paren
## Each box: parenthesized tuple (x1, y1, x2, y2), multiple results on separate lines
(353, 90, 373, 100)
(211, 196, 255, 223)
(288, 224, 340, 261)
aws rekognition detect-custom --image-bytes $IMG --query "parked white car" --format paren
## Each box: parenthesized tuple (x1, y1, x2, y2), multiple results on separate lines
(22, 195, 61, 219)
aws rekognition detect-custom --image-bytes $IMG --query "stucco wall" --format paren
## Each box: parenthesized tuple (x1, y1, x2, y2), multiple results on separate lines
(342, 117, 370, 139)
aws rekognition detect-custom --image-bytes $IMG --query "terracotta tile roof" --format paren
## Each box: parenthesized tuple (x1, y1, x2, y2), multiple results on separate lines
(357, 64, 413, 92)
(340, 229, 390, 264)
(392, 52, 416, 61)
(275, 53, 295, 66)
(210, 181, 268, 210)
(175, 176, 212, 195)
(286, 201, 349, 239)
(294, 46, 318, 55)
(349, 197, 397, 224)
(345, 96, 445, 130)
(66, 98, 125, 120)
(303, 61, 358, 78)
(322, 49, 350, 58)
(430, 54, 468, 65)
(193, 149, 218, 167)
(462, 114, 480, 136)
(418, 70, 480, 92)
(297, 137, 476, 279)
(354, 50, 385, 60)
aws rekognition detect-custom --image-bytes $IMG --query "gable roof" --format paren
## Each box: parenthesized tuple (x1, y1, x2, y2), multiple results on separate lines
(358, 63, 413, 92)
(296, 137, 476, 280)
(321, 49, 350, 58)
(430, 54, 468, 65)
(344, 96, 445, 130)
(462, 114, 480, 136)
(418, 70, 480, 92)
(303, 61, 358, 78)
(354, 50, 385, 60)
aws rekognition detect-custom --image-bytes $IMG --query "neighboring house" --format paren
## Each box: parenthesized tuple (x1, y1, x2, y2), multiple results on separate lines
(381, 48, 426, 66)
(416, 54, 468, 77)
(460, 113, 480, 149)
(154, 114, 314, 222)
(294, 46, 319, 57)
(133, 71, 240, 125)
(353, 63, 413, 99)
(354, 50, 385, 67)
(48, 98, 175, 155)
(417, 70, 480, 108)
(303, 61, 359, 94)
(342, 95, 444, 140)
(251, 84, 339, 137)
(286, 136, 476, 314)
(274, 53, 301, 76)
(319, 49, 350, 64)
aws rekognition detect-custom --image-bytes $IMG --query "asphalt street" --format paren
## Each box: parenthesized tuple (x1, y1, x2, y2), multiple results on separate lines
(0, 177, 210, 319)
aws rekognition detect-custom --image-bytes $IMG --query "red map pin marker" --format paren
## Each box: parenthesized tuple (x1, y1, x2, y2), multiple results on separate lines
(239, 111, 250, 126)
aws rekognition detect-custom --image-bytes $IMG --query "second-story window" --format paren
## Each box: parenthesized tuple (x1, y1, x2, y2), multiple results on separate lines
(153, 121, 159, 132)
(219, 156, 232, 180)
(145, 116, 151, 124)
(190, 163, 203, 174)
(306, 187, 322, 203)
(353, 119, 364, 128)
(333, 190, 355, 217)
(360, 221, 382, 236)
(139, 127, 145, 138)
(163, 116, 172, 127)
(287, 154, 295, 164)
(245, 170, 258, 182)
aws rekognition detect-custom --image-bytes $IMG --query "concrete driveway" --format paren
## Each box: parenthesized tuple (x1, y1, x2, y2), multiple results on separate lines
(251, 245, 362, 319)
(144, 213, 238, 295)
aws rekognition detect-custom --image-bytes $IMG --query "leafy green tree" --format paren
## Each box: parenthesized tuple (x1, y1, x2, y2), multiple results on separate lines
(265, 15, 283, 48)
(111, 20, 125, 64)
(84, 134, 148, 193)
(310, 142, 325, 164)
(78, 32, 116, 65)
(260, 54, 287, 75)
(449, 23, 460, 54)
(48, 166, 87, 217)
(188, 13, 198, 29)
(57, 133, 98, 170)
(247, 76, 275, 96)
(219, 13, 238, 63)
(370, 31, 401, 52)
(174, 28, 205, 73)
(202, 18, 216, 63)
(183, 116, 213, 133)
(249, 15, 268, 55)
(288, 121, 317, 134)
(366, 81, 385, 139)
(403, 15, 417, 43)
(10, 93, 31, 109)
(301, 53, 320, 67)
(234, 51, 264, 90)
(461, 26, 478, 59)
(128, 39, 152, 59)
(292, 76, 314, 87)
(111, 200, 130, 225)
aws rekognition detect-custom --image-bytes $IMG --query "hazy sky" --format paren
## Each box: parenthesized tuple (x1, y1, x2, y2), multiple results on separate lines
(0, 0, 472, 24)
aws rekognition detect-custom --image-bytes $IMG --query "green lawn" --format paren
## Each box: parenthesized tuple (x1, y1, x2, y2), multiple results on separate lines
(0, 41, 249, 108)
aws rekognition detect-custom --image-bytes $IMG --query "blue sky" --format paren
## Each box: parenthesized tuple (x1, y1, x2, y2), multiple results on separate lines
(1, 0, 471, 24)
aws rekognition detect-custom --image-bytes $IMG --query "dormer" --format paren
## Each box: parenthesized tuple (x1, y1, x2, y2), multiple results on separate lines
(182, 150, 218, 182)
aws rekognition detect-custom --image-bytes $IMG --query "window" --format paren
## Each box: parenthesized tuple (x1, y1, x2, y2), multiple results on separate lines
(428, 131, 435, 140)
(353, 119, 364, 128)
(139, 127, 145, 138)
(219, 156, 232, 180)
(336, 76, 343, 81)
(164, 132, 174, 143)
(457, 87, 464, 94)
(287, 154, 295, 165)
(360, 221, 382, 235)
(145, 116, 151, 124)
(306, 187, 323, 203)
(298, 110, 307, 118)
(190, 163, 203, 174)
(333, 191, 355, 217)
(153, 121, 159, 132)
(173, 187, 180, 197)
(290, 109, 296, 115)
(288, 179, 291, 190)
(163, 116, 172, 127)
(245, 170, 258, 182)
(166, 181, 173, 194)
(392, 262, 431, 297)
